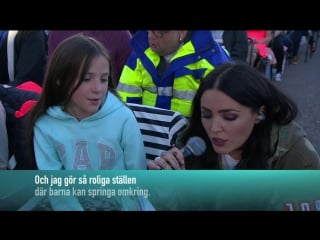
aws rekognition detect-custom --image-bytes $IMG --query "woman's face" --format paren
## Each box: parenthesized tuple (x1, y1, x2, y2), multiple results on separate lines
(200, 89, 260, 160)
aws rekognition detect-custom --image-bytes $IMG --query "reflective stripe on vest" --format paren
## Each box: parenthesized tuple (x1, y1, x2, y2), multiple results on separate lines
(118, 83, 195, 101)
(117, 82, 142, 94)
(144, 86, 195, 101)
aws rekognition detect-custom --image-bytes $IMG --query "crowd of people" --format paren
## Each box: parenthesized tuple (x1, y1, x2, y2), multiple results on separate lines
(0, 30, 319, 169)
(0, 30, 319, 210)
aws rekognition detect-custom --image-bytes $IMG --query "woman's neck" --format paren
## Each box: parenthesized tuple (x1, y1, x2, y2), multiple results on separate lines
(229, 149, 242, 161)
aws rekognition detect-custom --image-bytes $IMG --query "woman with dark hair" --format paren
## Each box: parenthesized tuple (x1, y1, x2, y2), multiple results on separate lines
(148, 62, 320, 170)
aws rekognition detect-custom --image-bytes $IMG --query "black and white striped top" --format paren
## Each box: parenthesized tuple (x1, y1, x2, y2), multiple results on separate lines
(128, 103, 190, 161)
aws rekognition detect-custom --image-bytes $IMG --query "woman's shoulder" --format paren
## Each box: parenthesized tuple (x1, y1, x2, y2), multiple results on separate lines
(270, 121, 307, 154)
(278, 121, 306, 146)
(270, 122, 320, 169)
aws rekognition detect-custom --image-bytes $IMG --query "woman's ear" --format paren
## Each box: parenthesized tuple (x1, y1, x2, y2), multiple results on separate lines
(256, 112, 266, 121)
(258, 105, 265, 113)
(255, 105, 266, 123)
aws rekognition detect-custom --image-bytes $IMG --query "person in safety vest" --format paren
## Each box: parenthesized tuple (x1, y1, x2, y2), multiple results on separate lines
(117, 30, 231, 117)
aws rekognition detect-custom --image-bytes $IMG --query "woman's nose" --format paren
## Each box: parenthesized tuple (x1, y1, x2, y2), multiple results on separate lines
(209, 117, 222, 133)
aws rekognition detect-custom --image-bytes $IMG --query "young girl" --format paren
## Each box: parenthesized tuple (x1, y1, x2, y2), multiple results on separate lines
(27, 34, 146, 170)
(148, 62, 320, 170)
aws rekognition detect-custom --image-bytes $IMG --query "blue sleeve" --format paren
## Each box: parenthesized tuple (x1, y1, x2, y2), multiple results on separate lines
(33, 121, 63, 170)
(121, 112, 147, 169)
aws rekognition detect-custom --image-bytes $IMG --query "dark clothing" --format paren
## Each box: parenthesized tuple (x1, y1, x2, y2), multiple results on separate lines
(0, 31, 47, 87)
(177, 122, 320, 170)
(0, 82, 41, 169)
(47, 30, 132, 87)
(222, 30, 248, 63)
(289, 30, 309, 57)
(269, 33, 285, 73)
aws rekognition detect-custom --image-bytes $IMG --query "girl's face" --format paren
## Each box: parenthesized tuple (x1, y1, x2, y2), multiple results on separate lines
(65, 55, 109, 121)
(200, 89, 260, 160)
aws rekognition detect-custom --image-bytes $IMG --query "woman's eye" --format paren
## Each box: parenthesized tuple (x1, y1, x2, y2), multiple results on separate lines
(224, 114, 237, 121)
(201, 111, 211, 119)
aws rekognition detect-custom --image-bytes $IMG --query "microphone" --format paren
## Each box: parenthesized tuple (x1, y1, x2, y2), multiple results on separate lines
(180, 136, 206, 158)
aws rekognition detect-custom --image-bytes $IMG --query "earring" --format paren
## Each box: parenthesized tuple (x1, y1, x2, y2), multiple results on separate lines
(256, 112, 265, 121)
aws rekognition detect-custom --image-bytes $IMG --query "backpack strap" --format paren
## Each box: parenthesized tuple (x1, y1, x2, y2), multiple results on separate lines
(7, 30, 18, 82)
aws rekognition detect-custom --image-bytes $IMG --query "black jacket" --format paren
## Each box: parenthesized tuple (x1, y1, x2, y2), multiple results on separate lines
(222, 30, 248, 63)
(0, 31, 47, 86)
(0, 83, 40, 169)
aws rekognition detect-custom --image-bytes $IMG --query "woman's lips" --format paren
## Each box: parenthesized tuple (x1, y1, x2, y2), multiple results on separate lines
(212, 138, 227, 147)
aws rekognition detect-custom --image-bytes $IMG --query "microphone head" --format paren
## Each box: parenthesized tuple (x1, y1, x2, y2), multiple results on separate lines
(184, 136, 206, 157)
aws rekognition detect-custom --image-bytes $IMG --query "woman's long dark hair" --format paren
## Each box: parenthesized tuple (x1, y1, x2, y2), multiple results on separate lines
(182, 62, 297, 169)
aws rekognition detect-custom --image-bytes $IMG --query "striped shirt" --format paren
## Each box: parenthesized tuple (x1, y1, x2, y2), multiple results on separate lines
(128, 103, 189, 161)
